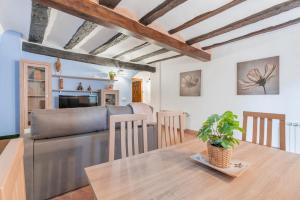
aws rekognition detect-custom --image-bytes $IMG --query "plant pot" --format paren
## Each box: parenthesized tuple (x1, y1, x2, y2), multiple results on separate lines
(109, 74, 115, 80)
(207, 142, 232, 168)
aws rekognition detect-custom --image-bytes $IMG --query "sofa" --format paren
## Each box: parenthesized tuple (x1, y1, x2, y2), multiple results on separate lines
(24, 105, 158, 200)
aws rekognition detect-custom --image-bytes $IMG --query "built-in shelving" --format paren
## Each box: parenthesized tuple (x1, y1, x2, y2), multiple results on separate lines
(52, 74, 117, 82)
(20, 60, 52, 135)
(52, 89, 99, 93)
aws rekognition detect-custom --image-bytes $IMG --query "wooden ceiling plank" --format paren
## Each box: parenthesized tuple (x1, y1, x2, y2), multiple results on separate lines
(147, 54, 183, 64)
(113, 42, 151, 59)
(130, 48, 170, 62)
(139, 0, 188, 26)
(90, 33, 129, 55)
(187, 0, 300, 45)
(35, 0, 211, 61)
(23, 42, 156, 72)
(203, 17, 300, 50)
(63, 0, 121, 49)
(29, 2, 51, 43)
(169, 0, 246, 34)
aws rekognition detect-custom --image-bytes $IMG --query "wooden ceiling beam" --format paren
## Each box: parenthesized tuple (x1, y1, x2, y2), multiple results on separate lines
(35, 0, 211, 61)
(130, 48, 169, 62)
(187, 0, 300, 45)
(90, 33, 129, 55)
(91, 0, 187, 56)
(203, 17, 300, 50)
(64, 0, 121, 49)
(147, 54, 183, 64)
(90, 33, 128, 55)
(98, 0, 122, 9)
(139, 0, 188, 26)
(29, 2, 50, 43)
(169, 0, 246, 34)
(113, 42, 151, 59)
(23, 42, 156, 72)
(64, 21, 97, 49)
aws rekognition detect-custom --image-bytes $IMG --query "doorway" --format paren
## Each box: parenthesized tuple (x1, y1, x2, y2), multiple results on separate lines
(132, 78, 142, 102)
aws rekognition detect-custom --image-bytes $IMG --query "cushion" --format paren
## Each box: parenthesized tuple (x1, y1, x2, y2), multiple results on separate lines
(31, 106, 108, 139)
(128, 103, 154, 123)
(107, 106, 133, 128)
(107, 105, 133, 116)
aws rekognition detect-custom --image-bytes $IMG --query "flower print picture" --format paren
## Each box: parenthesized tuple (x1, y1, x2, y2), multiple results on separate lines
(237, 56, 279, 95)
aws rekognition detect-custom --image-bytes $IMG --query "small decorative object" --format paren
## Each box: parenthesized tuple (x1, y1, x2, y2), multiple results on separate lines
(108, 71, 116, 80)
(180, 70, 201, 96)
(197, 111, 243, 168)
(237, 56, 279, 95)
(39, 100, 46, 109)
(29, 68, 34, 79)
(77, 82, 83, 91)
(87, 85, 92, 92)
(34, 69, 42, 80)
(107, 84, 113, 90)
(59, 78, 64, 90)
(28, 86, 34, 96)
(55, 58, 62, 73)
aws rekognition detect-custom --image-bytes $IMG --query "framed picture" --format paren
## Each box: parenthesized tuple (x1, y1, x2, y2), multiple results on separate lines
(237, 56, 279, 95)
(180, 70, 201, 96)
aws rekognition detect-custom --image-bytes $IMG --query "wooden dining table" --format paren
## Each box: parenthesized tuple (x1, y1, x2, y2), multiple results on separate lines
(85, 139, 300, 200)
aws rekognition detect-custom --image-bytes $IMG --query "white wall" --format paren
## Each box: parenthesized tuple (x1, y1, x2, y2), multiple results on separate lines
(0, 24, 3, 42)
(133, 66, 161, 122)
(0, 24, 3, 34)
(160, 25, 300, 140)
(150, 64, 161, 121)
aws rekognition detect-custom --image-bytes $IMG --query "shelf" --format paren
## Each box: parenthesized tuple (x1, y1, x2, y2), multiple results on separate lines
(52, 90, 99, 93)
(52, 74, 117, 82)
(28, 95, 46, 97)
(28, 110, 43, 113)
(28, 66, 46, 70)
(28, 79, 45, 82)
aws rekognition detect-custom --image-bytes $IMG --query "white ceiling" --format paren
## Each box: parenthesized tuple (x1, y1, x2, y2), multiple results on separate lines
(0, 0, 31, 39)
(1, 0, 300, 64)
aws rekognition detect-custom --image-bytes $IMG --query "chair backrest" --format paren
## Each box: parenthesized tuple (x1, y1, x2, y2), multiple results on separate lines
(0, 138, 26, 200)
(109, 114, 148, 161)
(242, 111, 286, 150)
(157, 111, 185, 148)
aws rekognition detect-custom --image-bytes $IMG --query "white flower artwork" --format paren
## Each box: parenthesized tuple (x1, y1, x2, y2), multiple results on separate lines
(180, 70, 201, 96)
(237, 56, 279, 95)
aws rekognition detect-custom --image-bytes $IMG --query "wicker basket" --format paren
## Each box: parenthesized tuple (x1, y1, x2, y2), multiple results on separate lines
(207, 142, 232, 168)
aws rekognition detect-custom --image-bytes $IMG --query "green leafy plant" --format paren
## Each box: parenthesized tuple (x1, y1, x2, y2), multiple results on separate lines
(197, 111, 243, 149)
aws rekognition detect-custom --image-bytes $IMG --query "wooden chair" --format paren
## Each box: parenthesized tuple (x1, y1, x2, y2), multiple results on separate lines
(109, 114, 148, 161)
(242, 111, 286, 150)
(0, 138, 26, 200)
(157, 111, 185, 148)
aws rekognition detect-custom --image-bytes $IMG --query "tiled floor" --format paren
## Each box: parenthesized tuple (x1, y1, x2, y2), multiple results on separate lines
(51, 186, 94, 200)
(52, 131, 197, 200)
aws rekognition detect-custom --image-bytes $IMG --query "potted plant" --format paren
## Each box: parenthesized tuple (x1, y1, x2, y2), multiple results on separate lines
(108, 71, 116, 80)
(197, 111, 243, 168)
